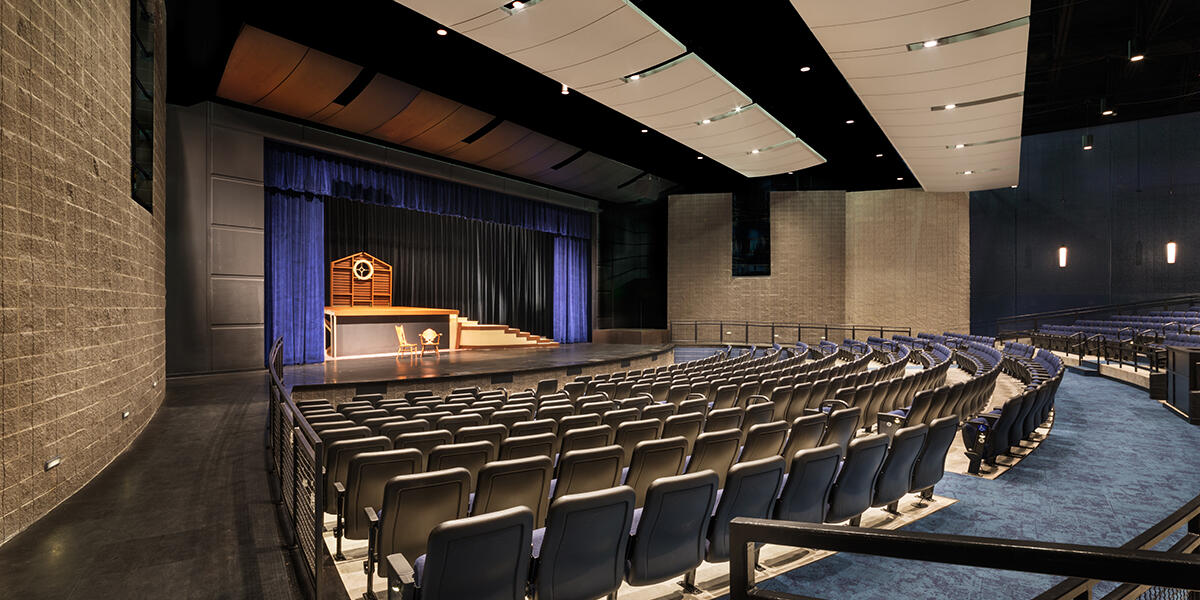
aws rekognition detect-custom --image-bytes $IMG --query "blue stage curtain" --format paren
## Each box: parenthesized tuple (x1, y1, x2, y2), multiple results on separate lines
(554, 236, 590, 343)
(264, 141, 592, 240)
(265, 189, 326, 365)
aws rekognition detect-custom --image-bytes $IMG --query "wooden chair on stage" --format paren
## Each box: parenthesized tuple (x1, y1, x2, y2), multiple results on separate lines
(395, 326, 419, 357)
(420, 328, 442, 357)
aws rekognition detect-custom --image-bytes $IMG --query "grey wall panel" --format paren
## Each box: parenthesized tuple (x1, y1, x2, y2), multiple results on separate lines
(211, 277, 265, 325)
(211, 227, 264, 276)
(211, 125, 264, 180)
(212, 178, 264, 228)
(211, 326, 266, 371)
(166, 103, 213, 374)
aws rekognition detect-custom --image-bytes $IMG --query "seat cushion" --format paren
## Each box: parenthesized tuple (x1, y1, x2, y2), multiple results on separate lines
(414, 554, 427, 587)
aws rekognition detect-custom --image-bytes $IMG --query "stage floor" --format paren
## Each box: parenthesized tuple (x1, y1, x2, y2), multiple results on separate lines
(284, 343, 674, 388)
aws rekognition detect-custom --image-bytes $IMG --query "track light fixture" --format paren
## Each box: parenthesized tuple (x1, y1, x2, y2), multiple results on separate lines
(1082, 134, 1094, 151)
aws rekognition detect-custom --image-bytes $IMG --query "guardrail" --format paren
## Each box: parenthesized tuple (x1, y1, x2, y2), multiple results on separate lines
(728, 492, 1200, 600)
(994, 294, 1200, 339)
(267, 337, 324, 598)
(670, 321, 912, 347)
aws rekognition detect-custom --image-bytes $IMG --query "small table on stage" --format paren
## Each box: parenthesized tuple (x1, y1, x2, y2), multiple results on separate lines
(324, 306, 458, 358)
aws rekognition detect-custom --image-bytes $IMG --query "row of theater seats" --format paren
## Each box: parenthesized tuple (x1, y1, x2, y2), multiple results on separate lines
(960, 344, 1065, 473)
(297, 343, 967, 598)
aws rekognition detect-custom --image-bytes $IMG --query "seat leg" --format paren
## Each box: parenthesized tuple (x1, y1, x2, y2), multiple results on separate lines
(849, 515, 862, 527)
(680, 568, 702, 594)
(886, 501, 900, 515)
(753, 544, 765, 572)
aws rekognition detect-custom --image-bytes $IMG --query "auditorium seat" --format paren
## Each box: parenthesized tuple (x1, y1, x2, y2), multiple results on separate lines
(490, 409, 534, 429)
(435, 414, 485, 435)
(623, 437, 689, 507)
(640, 403, 676, 422)
(365, 468, 471, 595)
(396, 430, 454, 465)
(650, 381, 672, 404)
(427, 441, 496, 490)
(786, 383, 814, 421)
(497, 433, 555, 461)
(594, 382, 617, 400)
(617, 395, 652, 412)
(318, 426, 373, 463)
(705, 407, 744, 432)
(667, 384, 690, 406)
(562, 381, 586, 400)
(536, 404, 573, 422)
(623, 471, 718, 592)
(380, 419, 429, 442)
(323, 436, 393, 516)
(311, 419, 357, 435)
(677, 398, 709, 416)
(533, 379, 559, 399)
(662, 413, 704, 453)
(774, 444, 841, 522)
(391, 406, 429, 420)
(871, 424, 928, 513)
(741, 401, 775, 437)
(551, 446, 623, 501)
(911, 415, 958, 500)
(531, 486, 634, 600)
(559, 425, 614, 456)
(684, 429, 741, 487)
(335, 448, 423, 558)
(738, 421, 788, 462)
(306, 412, 350, 425)
(697, 456, 784, 569)
(580, 399, 616, 416)
(601, 407, 640, 429)
(781, 414, 828, 470)
(389, 506, 533, 600)
(508, 419, 556, 438)
(820, 407, 861, 458)
(613, 419, 663, 467)
(711, 384, 739, 409)
(454, 424, 507, 448)
(825, 434, 890, 526)
(361, 416, 401, 435)
(470, 456, 554, 525)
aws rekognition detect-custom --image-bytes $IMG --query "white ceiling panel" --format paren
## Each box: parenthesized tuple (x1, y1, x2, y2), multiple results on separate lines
(397, 0, 825, 177)
(789, 0, 1030, 191)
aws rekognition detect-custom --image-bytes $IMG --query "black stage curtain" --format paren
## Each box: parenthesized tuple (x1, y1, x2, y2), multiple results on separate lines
(324, 197, 555, 337)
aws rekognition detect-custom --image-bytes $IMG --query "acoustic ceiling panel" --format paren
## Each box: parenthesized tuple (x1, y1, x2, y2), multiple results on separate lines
(789, 0, 1030, 192)
(216, 26, 673, 202)
(397, 0, 825, 177)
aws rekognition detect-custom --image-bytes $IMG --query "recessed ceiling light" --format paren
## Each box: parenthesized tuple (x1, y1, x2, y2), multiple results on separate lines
(896, 177, 904, 181)
(640, 128, 648, 133)
(1101, 109, 1114, 116)
(751, 149, 760, 154)
(629, 74, 640, 81)
(955, 143, 966, 149)
(963, 170, 974, 175)
(1011, 185, 1018, 188)
(561, 83, 569, 95)
(1130, 54, 1145, 62)
(436, 28, 448, 36)
(923, 40, 939, 48)
(697, 156, 704, 160)
(800, 66, 811, 72)
(787, 171, 794, 175)
(1083, 145, 1093, 150)
(875, 153, 883, 158)
(512, 1, 523, 8)
(845, 119, 855, 124)
(701, 119, 711, 124)
(733, 106, 742, 112)
(944, 103, 956, 110)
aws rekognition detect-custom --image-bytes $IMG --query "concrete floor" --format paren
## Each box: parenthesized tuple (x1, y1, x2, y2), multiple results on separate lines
(0, 371, 302, 599)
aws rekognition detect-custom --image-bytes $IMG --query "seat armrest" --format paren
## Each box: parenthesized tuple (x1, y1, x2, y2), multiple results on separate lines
(387, 553, 415, 586)
(365, 506, 379, 524)
(977, 413, 1001, 424)
(334, 482, 346, 495)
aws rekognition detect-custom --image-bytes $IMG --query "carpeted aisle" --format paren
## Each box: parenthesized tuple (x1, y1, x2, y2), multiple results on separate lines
(751, 372, 1200, 600)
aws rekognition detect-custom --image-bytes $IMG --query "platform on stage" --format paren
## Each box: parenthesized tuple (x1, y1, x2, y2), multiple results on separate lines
(286, 343, 675, 391)
(324, 305, 458, 358)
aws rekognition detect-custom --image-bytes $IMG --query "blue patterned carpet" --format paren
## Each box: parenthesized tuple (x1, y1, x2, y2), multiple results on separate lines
(749, 373, 1200, 600)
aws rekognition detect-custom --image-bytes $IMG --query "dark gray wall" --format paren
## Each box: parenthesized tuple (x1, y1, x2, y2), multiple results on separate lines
(971, 110, 1200, 334)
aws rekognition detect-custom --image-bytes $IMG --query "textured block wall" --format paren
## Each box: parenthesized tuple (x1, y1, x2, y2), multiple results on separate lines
(0, 0, 166, 545)
(667, 191, 846, 344)
(844, 189, 970, 335)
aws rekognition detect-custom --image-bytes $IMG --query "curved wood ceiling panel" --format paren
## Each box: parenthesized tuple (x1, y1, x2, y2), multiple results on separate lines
(320, 76, 422, 134)
(255, 51, 361, 119)
(369, 90, 462, 144)
(216, 24, 672, 201)
(401, 105, 495, 155)
(215, 26, 307, 104)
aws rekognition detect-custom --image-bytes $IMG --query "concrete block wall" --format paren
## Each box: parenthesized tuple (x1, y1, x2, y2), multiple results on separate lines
(667, 189, 969, 343)
(0, 0, 167, 545)
(845, 189, 970, 335)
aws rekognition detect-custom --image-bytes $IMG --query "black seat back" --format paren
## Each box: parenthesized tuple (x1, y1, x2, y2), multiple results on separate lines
(534, 486, 635, 600)
(623, 437, 688, 507)
(395, 430, 453, 464)
(662, 413, 704, 453)
(455, 424, 507, 447)
(706, 456, 785, 562)
(559, 425, 614, 456)
(427, 441, 497, 490)
(738, 421, 789, 462)
(911, 415, 958, 494)
(684, 429, 741, 488)
(782, 413, 828, 471)
(343, 449, 422, 539)
(471, 456, 554, 525)
(825, 434, 889, 523)
(614, 419, 663, 467)
(625, 471, 719, 586)
(705, 407, 744, 432)
(491, 409, 534, 429)
(552, 445, 623, 501)
(774, 444, 840, 522)
(498, 432, 555, 460)
(820, 407, 861, 458)
(418, 506, 533, 600)
(375, 468, 471, 575)
(508, 419, 556, 438)
(872, 424, 928, 508)
(640, 403, 676, 422)
(323, 436, 392, 513)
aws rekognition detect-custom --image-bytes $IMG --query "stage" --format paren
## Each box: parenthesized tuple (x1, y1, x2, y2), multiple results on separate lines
(285, 343, 676, 403)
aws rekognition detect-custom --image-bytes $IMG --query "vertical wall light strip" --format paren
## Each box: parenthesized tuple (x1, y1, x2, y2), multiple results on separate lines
(1166, 241, 1177, 264)
(1058, 246, 1068, 268)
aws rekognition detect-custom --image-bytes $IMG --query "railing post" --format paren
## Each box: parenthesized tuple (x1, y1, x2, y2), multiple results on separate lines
(720, 322, 724, 343)
(694, 321, 698, 343)
(744, 322, 749, 345)
(728, 523, 752, 600)
(852, 326, 857, 340)
(771, 324, 775, 344)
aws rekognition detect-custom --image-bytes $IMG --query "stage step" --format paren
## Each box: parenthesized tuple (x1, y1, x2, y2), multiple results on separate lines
(456, 316, 558, 348)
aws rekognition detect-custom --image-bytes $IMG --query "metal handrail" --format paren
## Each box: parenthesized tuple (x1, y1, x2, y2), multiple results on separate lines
(994, 294, 1200, 335)
(670, 320, 912, 345)
(728, 492, 1200, 600)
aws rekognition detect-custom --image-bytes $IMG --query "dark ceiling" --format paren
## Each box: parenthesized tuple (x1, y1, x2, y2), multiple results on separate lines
(167, 0, 1200, 197)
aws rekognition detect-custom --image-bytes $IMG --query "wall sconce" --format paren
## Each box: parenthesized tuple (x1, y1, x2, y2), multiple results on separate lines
(1058, 246, 1068, 268)
(1166, 241, 1177, 264)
